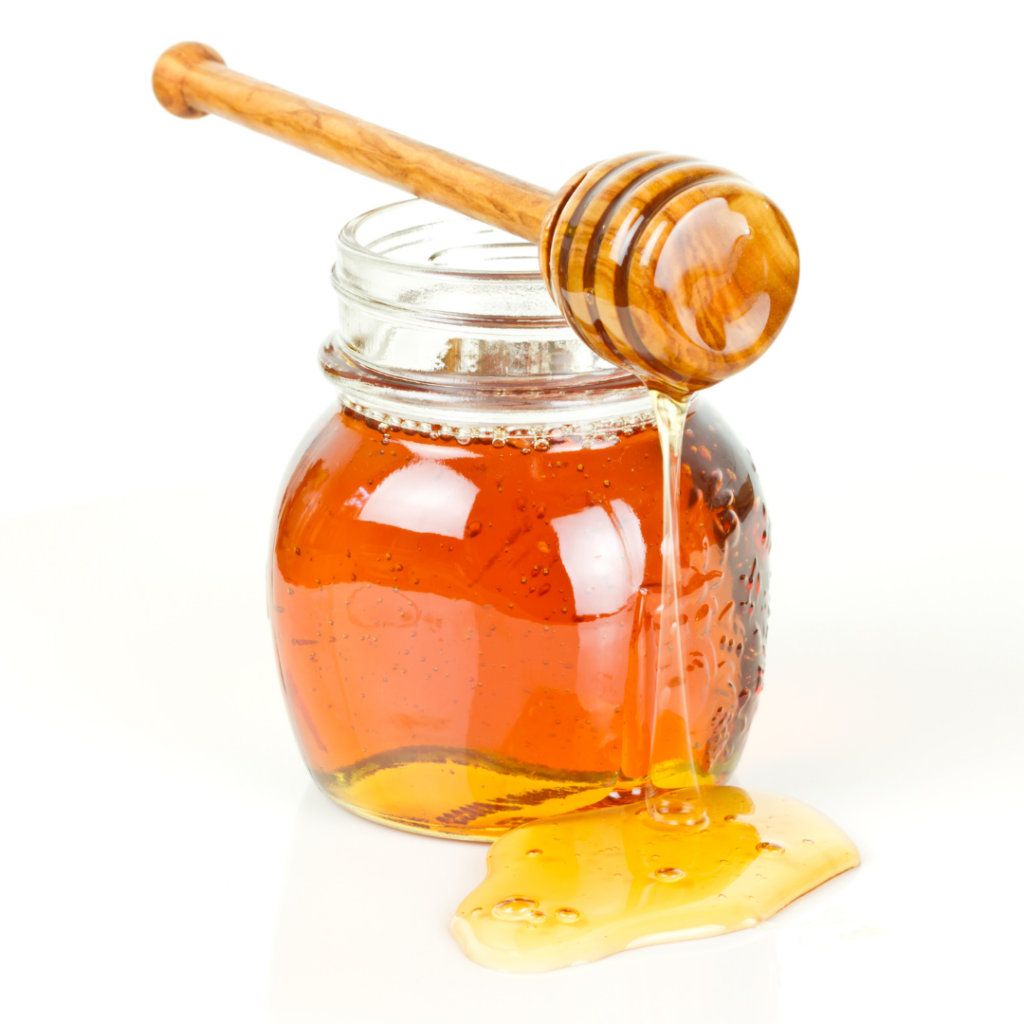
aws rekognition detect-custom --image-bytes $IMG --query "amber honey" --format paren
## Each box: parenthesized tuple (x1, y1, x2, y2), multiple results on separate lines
(452, 785, 859, 971)
(271, 396, 770, 839)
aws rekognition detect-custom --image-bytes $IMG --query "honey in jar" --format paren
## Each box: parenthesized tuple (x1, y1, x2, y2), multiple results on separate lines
(271, 201, 771, 840)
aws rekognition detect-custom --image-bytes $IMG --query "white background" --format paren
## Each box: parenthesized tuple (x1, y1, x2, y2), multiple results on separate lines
(2, 1, 1022, 1020)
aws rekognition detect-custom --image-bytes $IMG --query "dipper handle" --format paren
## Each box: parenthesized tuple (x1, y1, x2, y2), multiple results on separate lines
(152, 42, 552, 240)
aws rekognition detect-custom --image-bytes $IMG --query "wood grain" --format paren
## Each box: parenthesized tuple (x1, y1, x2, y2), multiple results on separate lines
(152, 42, 552, 240)
(539, 154, 800, 394)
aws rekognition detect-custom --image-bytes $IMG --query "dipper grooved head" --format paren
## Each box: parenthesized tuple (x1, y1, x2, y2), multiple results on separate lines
(540, 154, 799, 394)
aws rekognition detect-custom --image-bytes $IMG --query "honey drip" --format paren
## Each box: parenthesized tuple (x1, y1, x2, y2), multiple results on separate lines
(451, 391, 860, 971)
(644, 391, 706, 822)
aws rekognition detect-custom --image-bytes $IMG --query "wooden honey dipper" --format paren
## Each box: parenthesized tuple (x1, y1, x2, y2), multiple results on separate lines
(153, 43, 799, 394)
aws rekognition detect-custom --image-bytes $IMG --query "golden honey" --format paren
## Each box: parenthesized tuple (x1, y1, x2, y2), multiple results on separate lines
(452, 785, 859, 972)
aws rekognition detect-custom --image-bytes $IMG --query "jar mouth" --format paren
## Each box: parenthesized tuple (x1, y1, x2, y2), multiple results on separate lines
(333, 198, 636, 373)
(335, 199, 569, 328)
(340, 199, 547, 284)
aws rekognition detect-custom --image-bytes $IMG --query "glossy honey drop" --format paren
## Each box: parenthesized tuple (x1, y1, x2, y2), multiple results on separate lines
(451, 785, 859, 972)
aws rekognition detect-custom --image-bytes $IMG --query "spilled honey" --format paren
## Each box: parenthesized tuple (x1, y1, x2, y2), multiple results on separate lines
(451, 392, 859, 971)
(452, 785, 858, 971)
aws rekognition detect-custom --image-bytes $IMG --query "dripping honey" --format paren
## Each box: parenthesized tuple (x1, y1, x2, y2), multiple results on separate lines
(272, 398, 770, 839)
(449, 391, 859, 971)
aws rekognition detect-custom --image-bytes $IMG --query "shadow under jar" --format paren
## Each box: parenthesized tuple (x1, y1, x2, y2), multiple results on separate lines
(271, 200, 771, 841)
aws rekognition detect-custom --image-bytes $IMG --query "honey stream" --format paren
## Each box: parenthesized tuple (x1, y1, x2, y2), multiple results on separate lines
(645, 391, 708, 827)
(451, 390, 860, 972)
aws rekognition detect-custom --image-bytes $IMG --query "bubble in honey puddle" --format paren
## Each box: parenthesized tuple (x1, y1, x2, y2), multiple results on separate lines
(491, 897, 538, 921)
(653, 867, 686, 882)
(649, 796, 709, 831)
(451, 786, 859, 973)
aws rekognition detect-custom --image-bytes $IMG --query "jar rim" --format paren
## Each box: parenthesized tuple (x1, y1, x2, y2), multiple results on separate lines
(340, 198, 543, 283)
(334, 198, 574, 326)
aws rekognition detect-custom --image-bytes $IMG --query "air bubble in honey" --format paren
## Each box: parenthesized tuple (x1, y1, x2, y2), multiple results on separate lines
(491, 896, 537, 921)
(653, 866, 686, 882)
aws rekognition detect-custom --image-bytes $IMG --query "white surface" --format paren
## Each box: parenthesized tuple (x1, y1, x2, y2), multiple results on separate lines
(3, 480, 1020, 1023)
(2, 1, 1023, 1021)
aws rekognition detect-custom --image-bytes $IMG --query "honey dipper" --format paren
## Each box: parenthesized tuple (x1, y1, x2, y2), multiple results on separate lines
(153, 42, 799, 394)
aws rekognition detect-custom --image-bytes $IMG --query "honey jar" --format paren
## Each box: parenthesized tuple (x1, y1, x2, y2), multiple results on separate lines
(271, 200, 771, 840)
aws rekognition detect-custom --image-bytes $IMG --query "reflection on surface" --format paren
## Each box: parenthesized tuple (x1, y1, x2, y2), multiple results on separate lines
(654, 197, 768, 356)
(268, 785, 782, 1023)
(550, 499, 645, 617)
(358, 459, 480, 539)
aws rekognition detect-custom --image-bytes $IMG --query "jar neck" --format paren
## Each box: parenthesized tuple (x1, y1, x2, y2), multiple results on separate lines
(322, 332, 674, 450)
(321, 198, 660, 443)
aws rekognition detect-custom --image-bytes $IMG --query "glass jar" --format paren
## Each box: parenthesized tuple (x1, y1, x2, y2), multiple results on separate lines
(270, 200, 771, 841)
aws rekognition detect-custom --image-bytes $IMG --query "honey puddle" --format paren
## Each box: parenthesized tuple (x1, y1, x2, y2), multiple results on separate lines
(451, 785, 859, 972)
(451, 392, 859, 971)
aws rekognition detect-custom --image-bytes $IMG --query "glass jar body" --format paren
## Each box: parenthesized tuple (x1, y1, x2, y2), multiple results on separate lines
(272, 397, 769, 840)
(269, 200, 770, 840)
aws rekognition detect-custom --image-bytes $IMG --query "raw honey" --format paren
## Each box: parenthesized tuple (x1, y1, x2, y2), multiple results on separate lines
(271, 396, 770, 838)
(451, 785, 860, 971)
